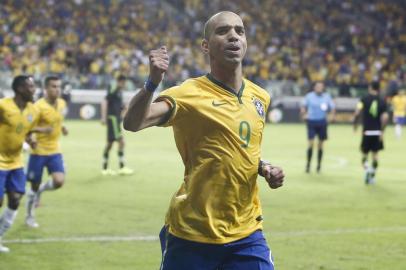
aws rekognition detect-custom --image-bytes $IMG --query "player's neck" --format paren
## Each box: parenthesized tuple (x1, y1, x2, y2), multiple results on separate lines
(13, 96, 28, 110)
(46, 97, 57, 106)
(210, 65, 243, 94)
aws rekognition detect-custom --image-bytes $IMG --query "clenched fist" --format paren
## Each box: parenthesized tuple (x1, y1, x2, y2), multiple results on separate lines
(149, 46, 169, 85)
(260, 163, 285, 189)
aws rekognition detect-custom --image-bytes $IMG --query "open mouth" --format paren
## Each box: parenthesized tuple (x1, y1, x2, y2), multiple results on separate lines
(225, 45, 241, 56)
(225, 46, 240, 52)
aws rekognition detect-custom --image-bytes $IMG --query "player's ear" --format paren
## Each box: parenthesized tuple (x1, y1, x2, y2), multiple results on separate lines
(201, 39, 209, 54)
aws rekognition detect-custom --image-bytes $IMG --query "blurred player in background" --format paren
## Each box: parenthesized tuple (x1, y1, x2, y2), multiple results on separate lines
(101, 75, 133, 176)
(353, 81, 389, 184)
(25, 76, 68, 228)
(300, 81, 336, 173)
(391, 88, 406, 139)
(0, 75, 50, 253)
(124, 11, 284, 270)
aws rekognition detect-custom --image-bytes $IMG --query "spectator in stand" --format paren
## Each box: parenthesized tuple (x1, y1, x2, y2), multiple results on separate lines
(0, 0, 405, 93)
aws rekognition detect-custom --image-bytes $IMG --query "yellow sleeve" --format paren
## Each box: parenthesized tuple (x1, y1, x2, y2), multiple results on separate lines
(31, 104, 41, 128)
(0, 101, 4, 123)
(155, 82, 193, 127)
(155, 93, 178, 127)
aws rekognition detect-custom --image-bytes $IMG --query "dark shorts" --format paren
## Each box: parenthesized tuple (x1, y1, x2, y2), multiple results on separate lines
(107, 115, 122, 142)
(361, 135, 384, 153)
(0, 168, 26, 199)
(307, 119, 328, 140)
(159, 226, 274, 270)
(27, 154, 65, 183)
(394, 116, 406, 125)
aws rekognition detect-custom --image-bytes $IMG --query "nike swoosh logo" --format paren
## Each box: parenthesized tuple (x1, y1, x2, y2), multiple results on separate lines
(212, 101, 228, 107)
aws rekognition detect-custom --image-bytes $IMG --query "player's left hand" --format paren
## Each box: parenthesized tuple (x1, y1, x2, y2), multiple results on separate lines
(25, 134, 37, 149)
(262, 164, 285, 189)
(29, 140, 38, 149)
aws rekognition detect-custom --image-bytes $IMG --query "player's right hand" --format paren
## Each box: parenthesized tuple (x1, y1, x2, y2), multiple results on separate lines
(29, 140, 38, 149)
(149, 46, 169, 85)
(41, 126, 53, 134)
(263, 165, 285, 189)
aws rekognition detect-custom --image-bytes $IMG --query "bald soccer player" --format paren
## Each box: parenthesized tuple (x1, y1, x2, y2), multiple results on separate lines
(123, 12, 285, 270)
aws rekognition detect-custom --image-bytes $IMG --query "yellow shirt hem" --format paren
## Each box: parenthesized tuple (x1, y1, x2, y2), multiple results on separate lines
(167, 223, 263, 244)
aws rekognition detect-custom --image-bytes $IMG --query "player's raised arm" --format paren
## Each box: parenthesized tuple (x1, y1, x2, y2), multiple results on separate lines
(123, 46, 172, 132)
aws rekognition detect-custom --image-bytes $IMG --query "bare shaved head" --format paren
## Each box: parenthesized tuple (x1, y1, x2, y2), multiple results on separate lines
(203, 11, 242, 40)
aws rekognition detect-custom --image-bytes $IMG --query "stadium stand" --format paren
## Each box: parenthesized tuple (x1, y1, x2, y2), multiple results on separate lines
(0, 0, 405, 96)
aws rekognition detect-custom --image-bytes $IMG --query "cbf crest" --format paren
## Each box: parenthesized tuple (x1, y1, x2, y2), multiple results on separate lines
(252, 97, 265, 119)
(27, 114, 33, 123)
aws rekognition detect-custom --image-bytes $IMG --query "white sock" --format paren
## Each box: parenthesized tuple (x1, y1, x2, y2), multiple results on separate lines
(363, 161, 369, 170)
(26, 191, 37, 218)
(39, 179, 55, 193)
(395, 124, 402, 138)
(0, 208, 18, 236)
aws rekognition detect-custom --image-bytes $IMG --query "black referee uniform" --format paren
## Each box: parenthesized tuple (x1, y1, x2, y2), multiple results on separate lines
(106, 85, 124, 142)
(359, 94, 387, 153)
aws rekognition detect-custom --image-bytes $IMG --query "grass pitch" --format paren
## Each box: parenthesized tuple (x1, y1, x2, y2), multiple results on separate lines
(0, 121, 405, 270)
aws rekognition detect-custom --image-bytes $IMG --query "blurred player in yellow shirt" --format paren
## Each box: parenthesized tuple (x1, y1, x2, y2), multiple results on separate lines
(391, 89, 406, 139)
(0, 75, 50, 253)
(123, 11, 285, 270)
(25, 76, 68, 228)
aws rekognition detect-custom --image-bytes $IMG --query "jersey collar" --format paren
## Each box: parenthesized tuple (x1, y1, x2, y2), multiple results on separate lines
(206, 73, 245, 104)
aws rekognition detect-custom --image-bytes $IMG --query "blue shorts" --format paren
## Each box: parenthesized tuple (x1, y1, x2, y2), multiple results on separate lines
(0, 168, 26, 199)
(159, 226, 274, 270)
(307, 119, 328, 140)
(27, 154, 65, 183)
(394, 116, 406, 125)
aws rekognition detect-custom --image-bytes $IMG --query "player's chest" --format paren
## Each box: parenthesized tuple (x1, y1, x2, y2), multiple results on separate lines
(3, 108, 35, 134)
(194, 94, 266, 132)
(40, 107, 63, 124)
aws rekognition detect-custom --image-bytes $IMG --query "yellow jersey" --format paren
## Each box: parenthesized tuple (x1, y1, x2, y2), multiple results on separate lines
(0, 97, 39, 169)
(391, 94, 406, 117)
(157, 74, 271, 244)
(32, 98, 67, 155)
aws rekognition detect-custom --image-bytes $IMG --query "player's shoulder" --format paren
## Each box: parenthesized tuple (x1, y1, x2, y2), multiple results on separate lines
(179, 76, 208, 90)
(360, 94, 369, 102)
(0, 97, 18, 112)
(0, 97, 13, 106)
(57, 98, 66, 107)
(160, 76, 206, 97)
(304, 91, 315, 98)
(35, 97, 44, 103)
(243, 79, 271, 102)
(323, 92, 333, 98)
(0, 97, 7, 107)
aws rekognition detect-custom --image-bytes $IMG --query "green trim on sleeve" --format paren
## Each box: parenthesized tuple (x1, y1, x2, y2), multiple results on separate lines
(155, 95, 177, 126)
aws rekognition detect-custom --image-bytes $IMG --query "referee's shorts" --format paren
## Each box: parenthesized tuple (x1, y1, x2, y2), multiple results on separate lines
(306, 119, 328, 140)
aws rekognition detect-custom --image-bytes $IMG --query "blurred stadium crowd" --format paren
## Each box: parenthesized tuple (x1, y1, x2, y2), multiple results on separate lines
(0, 0, 405, 96)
